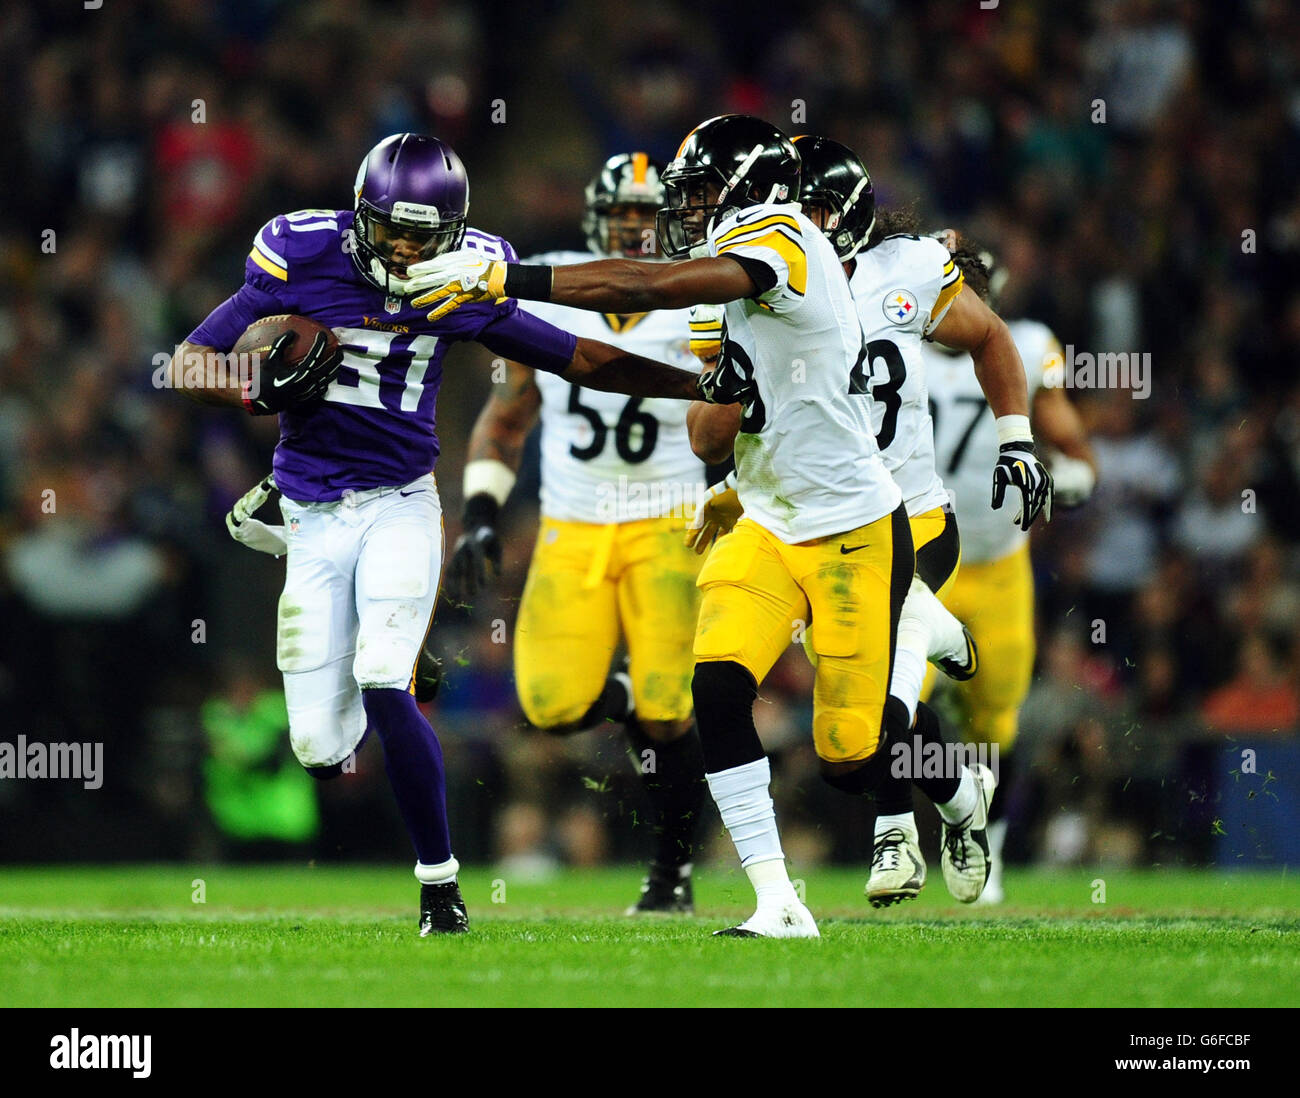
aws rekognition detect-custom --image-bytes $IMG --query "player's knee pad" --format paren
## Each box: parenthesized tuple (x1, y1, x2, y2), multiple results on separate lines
(285, 674, 367, 770)
(519, 675, 606, 732)
(818, 696, 908, 795)
(287, 705, 364, 771)
(810, 665, 897, 765)
(692, 660, 762, 773)
(812, 705, 880, 764)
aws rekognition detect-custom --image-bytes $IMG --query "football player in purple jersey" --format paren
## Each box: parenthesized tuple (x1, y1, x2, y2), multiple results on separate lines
(168, 133, 714, 936)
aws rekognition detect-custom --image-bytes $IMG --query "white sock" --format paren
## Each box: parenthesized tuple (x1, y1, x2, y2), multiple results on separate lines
(706, 757, 785, 867)
(746, 856, 799, 909)
(987, 819, 1007, 865)
(415, 856, 460, 885)
(875, 811, 917, 838)
(889, 595, 928, 722)
(907, 578, 967, 663)
(936, 767, 978, 825)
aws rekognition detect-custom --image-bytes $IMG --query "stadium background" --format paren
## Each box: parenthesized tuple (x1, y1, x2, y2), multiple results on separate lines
(1, 0, 1297, 876)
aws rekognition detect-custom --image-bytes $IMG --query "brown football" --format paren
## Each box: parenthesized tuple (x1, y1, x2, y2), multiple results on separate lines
(232, 314, 338, 368)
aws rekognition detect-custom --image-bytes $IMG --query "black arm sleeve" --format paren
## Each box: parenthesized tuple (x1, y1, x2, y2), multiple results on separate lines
(721, 254, 778, 297)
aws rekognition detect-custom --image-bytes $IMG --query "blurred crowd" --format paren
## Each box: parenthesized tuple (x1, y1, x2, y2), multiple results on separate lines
(1, 0, 1297, 869)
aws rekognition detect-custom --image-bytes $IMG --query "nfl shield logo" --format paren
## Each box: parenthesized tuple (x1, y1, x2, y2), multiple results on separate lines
(289, 517, 300, 535)
(385, 296, 401, 315)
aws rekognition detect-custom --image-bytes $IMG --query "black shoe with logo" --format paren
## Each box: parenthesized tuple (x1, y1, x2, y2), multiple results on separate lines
(626, 863, 693, 915)
(419, 881, 469, 936)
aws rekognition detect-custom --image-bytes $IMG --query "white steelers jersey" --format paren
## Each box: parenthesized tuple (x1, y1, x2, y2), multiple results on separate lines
(922, 317, 1061, 563)
(705, 202, 901, 543)
(848, 235, 963, 519)
(520, 251, 704, 524)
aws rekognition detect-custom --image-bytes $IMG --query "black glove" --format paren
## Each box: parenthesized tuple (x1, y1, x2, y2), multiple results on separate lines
(445, 493, 503, 603)
(696, 354, 757, 407)
(992, 440, 1054, 531)
(245, 330, 342, 415)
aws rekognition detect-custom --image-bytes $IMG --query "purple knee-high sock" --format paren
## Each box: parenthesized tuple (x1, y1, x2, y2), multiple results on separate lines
(362, 688, 452, 867)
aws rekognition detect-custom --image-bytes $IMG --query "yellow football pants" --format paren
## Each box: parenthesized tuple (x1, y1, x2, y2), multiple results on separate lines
(693, 507, 912, 763)
(803, 504, 958, 666)
(514, 515, 702, 726)
(921, 542, 1034, 749)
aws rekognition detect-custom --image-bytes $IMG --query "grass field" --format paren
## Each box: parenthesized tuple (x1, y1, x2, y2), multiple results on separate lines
(1, 865, 1297, 1007)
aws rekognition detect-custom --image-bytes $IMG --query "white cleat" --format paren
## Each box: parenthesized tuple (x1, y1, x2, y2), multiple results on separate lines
(714, 900, 820, 939)
(974, 819, 1007, 906)
(974, 876, 1004, 906)
(866, 827, 926, 908)
(940, 763, 998, 903)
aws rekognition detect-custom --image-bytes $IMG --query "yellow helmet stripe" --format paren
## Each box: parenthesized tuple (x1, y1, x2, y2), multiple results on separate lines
(631, 151, 648, 184)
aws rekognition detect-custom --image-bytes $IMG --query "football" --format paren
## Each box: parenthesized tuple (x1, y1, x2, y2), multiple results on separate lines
(233, 313, 338, 370)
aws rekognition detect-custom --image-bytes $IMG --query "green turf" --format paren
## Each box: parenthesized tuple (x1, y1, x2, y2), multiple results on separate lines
(0, 865, 1296, 1006)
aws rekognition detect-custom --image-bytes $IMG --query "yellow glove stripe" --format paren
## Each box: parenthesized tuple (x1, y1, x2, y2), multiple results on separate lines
(690, 338, 723, 358)
(484, 261, 508, 298)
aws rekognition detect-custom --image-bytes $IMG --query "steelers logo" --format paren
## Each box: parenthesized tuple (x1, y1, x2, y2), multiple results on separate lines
(883, 289, 918, 325)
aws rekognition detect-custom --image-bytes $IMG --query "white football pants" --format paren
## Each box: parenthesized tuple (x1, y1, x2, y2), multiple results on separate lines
(275, 474, 443, 768)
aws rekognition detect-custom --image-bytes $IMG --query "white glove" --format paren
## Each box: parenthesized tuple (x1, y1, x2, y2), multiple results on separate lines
(688, 304, 724, 364)
(226, 475, 287, 556)
(1048, 453, 1096, 508)
(407, 252, 507, 319)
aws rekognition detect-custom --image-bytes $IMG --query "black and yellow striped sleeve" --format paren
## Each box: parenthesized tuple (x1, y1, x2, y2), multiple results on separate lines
(927, 257, 964, 331)
(715, 213, 807, 298)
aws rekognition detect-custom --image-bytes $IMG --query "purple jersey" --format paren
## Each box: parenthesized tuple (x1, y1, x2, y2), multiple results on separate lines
(188, 209, 577, 501)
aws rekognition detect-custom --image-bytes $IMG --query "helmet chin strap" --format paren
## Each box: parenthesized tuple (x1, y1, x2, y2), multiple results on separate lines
(833, 177, 875, 260)
(375, 260, 426, 297)
(708, 143, 790, 237)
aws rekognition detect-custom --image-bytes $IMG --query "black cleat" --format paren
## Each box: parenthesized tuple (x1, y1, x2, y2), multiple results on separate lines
(419, 880, 469, 936)
(414, 649, 444, 704)
(935, 624, 978, 682)
(626, 863, 693, 915)
(712, 926, 762, 937)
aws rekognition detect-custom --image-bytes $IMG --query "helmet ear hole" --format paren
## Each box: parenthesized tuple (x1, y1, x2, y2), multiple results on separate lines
(792, 135, 874, 262)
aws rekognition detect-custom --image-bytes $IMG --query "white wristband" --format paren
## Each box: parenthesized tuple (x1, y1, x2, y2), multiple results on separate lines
(995, 414, 1033, 446)
(463, 459, 516, 507)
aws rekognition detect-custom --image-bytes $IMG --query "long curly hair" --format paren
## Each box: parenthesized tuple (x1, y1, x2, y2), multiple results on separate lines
(864, 206, 993, 300)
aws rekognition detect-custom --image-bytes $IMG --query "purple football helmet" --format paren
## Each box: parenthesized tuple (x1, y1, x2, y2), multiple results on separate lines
(352, 133, 470, 294)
